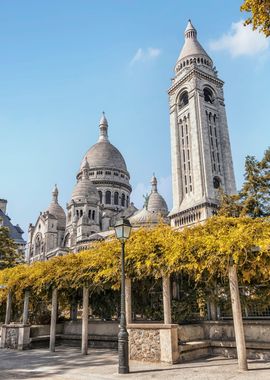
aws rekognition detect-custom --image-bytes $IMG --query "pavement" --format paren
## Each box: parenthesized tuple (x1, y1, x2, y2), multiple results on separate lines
(0, 347, 270, 380)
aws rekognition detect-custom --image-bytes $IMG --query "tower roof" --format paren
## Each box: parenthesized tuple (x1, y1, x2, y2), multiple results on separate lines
(177, 20, 212, 64)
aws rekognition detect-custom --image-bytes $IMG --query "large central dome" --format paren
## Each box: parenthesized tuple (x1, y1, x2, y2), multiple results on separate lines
(81, 141, 127, 172)
(80, 113, 128, 172)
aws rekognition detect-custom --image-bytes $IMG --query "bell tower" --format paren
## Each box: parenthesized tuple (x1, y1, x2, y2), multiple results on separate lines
(169, 21, 236, 228)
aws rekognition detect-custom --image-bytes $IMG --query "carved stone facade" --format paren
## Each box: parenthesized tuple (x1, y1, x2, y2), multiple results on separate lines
(169, 21, 236, 229)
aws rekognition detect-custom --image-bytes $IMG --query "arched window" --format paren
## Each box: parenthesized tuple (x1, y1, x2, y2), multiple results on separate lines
(204, 88, 214, 104)
(88, 210, 91, 219)
(126, 195, 129, 207)
(179, 91, 189, 109)
(213, 176, 221, 189)
(105, 191, 111, 204)
(98, 191, 102, 203)
(121, 193, 125, 207)
(114, 192, 119, 205)
(92, 210, 95, 220)
(80, 209, 83, 217)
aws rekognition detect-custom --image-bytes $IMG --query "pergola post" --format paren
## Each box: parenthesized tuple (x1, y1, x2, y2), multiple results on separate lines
(81, 286, 89, 355)
(228, 263, 248, 371)
(22, 290, 30, 325)
(49, 288, 58, 352)
(125, 278, 132, 325)
(5, 290, 12, 325)
(162, 276, 172, 324)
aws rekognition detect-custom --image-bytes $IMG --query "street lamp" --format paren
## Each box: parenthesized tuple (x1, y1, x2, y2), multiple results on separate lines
(114, 217, 132, 374)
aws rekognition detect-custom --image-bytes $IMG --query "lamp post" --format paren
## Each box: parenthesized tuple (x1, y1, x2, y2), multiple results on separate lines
(114, 217, 132, 374)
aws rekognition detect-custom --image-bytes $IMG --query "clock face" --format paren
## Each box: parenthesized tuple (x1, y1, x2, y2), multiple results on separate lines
(213, 176, 221, 189)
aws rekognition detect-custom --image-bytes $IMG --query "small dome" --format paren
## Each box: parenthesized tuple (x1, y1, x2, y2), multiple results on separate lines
(147, 175, 168, 216)
(47, 185, 66, 228)
(129, 176, 169, 227)
(72, 177, 99, 203)
(129, 207, 168, 227)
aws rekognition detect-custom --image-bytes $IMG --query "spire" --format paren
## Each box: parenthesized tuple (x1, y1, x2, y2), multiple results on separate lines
(52, 184, 58, 203)
(176, 20, 212, 68)
(81, 157, 90, 179)
(184, 19, 197, 39)
(151, 174, 158, 193)
(98, 112, 109, 142)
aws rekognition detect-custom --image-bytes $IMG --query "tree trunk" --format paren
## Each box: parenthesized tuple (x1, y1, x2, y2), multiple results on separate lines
(163, 276, 172, 324)
(49, 288, 58, 352)
(81, 286, 89, 355)
(228, 264, 248, 371)
(22, 290, 30, 325)
(5, 291, 12, 325)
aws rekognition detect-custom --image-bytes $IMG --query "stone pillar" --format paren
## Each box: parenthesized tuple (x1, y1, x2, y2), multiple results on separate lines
(228, 264, 248, 371)
(22, 290, 30, 325)
(162, 276, 172, 324)
(81, 286, 89, 355)
(49, 288, 58, 352)
(125, 278, 132, 325)
(5, 290, 12, 325)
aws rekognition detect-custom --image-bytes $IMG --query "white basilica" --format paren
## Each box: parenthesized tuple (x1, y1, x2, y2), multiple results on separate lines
(27, 20, 236, 261)
(27, 114, 169, 262)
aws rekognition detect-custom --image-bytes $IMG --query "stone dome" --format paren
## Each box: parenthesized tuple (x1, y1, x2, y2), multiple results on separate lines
(47, 185, 66, 228)
(147, 176, 168, 216)
(129, 176, 169, 227)
(80, 113, 128, 173)
(129, 207, 162, 226)
(72, 178, 99, 203)
(82, 141, 127, 172)
(72, 158, 100, 203)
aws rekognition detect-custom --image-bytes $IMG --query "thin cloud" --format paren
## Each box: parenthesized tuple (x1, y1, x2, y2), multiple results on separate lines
(130, 47, 161, 66)
(209, 20, 269, 58)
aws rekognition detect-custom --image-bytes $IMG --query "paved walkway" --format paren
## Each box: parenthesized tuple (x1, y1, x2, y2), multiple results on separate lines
(0, 347, 270, 380)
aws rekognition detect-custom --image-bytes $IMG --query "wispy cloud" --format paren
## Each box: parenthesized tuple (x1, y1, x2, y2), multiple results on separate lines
(209, 20, 269, 58)
(130, 47, 161, 66)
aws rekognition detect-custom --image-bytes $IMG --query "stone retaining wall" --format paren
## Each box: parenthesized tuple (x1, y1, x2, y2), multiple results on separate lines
(128, 324, 179, 364)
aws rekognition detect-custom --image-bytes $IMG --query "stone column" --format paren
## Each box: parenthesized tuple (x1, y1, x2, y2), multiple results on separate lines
(5, 290, 12, 325)
(22, 290, 30, 325)
(81, 286, 89, 355)
(162, 276, 172, 324)
(125, 278, 132, 325)
(228, 264, 248, 371)
(49, 288, 58, 352)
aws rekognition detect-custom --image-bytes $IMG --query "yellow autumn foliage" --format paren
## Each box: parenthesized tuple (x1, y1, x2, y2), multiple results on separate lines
(241, 0, 270, 37)
(0, 217, 270, 302)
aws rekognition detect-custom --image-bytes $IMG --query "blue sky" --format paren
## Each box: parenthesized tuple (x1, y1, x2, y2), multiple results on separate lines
(0, 0, 269, 236)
